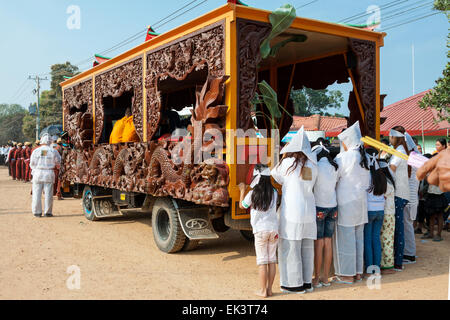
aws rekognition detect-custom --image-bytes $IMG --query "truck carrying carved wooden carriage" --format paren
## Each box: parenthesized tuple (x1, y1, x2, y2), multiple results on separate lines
(60, 2, 385, 253)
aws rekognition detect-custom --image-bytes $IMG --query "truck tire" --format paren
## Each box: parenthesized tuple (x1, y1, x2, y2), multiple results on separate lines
(82, 186, 98, 221)
(182, 238, 200, 251)
(151, 198, 186, 253)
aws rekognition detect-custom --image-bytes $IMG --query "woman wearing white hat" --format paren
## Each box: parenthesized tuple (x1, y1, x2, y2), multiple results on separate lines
(403, 132, 419, 264)
(271, 126, 318, 294)
(388, 126, 410, 271)
(333, 121, 370, 284)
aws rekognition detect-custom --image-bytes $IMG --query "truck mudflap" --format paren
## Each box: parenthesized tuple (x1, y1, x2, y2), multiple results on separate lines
(172, 200, 219, 240)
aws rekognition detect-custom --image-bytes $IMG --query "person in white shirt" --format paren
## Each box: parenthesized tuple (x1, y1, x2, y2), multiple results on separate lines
(333, 121, 370, 284)
(363, 148, 387, 277)
(239, 165, 279, 298)
(388, 126, 410, 271)
(403, 132, 420, 264)
(271, 126, 318, 294)
(30, 134, 61, 217)
(311, 141, 339, 288)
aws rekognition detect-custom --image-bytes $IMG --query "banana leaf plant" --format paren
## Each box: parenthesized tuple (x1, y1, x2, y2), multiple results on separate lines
(260, 4, 297, 59)
(252, 80, 293, 130)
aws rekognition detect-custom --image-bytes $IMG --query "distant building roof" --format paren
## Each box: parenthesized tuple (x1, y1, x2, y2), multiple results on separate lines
(291, 114, 347, 133)
(380, 90, 450, 136)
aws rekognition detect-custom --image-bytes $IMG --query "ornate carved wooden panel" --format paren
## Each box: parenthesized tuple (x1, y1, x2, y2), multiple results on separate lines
(62, 23, 229, 207)
(145, 22, 225, 141)
(236, 19, 271, 131)
(94, 57, 143, 143)
(63, 80, 93, 149)
(349, 38, 377, 138)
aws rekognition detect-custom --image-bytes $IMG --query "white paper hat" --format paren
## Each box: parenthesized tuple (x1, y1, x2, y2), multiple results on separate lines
(389, 129, 405, 137)
(404, 132, 418, 152)
(40, 134, 51, 145)
(338, 121, 362, 150)
(280, 126, 317, 164)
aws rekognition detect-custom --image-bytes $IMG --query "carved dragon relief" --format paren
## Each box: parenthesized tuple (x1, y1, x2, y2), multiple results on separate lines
(62, 23, 230, 207)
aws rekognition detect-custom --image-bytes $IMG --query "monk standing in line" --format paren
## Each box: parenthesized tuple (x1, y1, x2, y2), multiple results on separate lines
(6, 142, 17, 179)
(14, 143, 24, 181)
(23, 142, 32, 182)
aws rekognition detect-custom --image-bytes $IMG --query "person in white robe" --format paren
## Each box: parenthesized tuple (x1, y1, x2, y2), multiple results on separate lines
(30, 134, 61, 217)
(332, 121, 370, 284)
(403, 132, 419, 264)
(388, 127, 410, 271)
(271, 126, 318, 294)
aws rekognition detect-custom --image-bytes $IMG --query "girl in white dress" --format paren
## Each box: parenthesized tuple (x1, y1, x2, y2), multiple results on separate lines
(271, 126, 318, 294)
(333, 121, 370, 284)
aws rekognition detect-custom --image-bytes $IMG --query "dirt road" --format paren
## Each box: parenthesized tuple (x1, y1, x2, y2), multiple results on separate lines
(0, 167, 448, 300)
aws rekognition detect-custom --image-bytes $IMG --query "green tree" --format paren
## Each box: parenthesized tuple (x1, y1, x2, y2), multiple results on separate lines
(22, 62, 79, 137)
(419, 0, 450, 122)
(0, 104, 27, 144)
(290, 87, 344, 116)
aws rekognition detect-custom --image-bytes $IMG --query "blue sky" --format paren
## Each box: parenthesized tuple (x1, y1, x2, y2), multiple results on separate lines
(0, 0, 447, 116)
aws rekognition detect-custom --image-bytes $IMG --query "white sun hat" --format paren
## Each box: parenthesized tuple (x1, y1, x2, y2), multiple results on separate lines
(280, 126, 317, 164)
(389, 128, 405, 137)
(338, 121, 362, 150)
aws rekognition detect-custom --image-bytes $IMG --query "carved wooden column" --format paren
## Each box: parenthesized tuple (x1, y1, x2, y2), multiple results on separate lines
(349, 38, 377, 138)
(236, 19, 271, 131)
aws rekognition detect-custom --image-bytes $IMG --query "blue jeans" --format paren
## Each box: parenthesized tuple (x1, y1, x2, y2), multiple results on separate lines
(316, 206, 338, 239)
(364, 210, 384, 271)
(394, 197, 408, 267)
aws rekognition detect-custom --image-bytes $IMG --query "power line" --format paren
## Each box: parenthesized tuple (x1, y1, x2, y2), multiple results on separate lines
(296, 0, 319, 10)
(99, 0, 208, 58)
(8, 79, 28, 103)
(338, 0, 408, 23)
(10, 81, 33, 105)
(352, 0, 433, 25)
(382, 10, 441, 30)
(39, 0, 208, 77)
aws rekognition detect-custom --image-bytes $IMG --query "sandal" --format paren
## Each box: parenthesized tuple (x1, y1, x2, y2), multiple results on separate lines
(432, 235, 443, 242)
(332, 276, 353, 284)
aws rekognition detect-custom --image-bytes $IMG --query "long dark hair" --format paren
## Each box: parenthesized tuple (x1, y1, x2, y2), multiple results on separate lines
(378, 159, 395, 188)
(281, 151, 308, 177)
(359, 145, 369, 170)
(251, 164, 275, 212)
(312, 140, 338, 171)
(391, 125, 411, 177)
(366, 148, 387, 196)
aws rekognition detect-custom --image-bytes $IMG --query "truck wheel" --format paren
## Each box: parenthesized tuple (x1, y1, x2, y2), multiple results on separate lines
(240, 230, 254, 242)
(151, 198, 186, 253)
(82, 186, 98, 221)
(182, 238, 200, 251)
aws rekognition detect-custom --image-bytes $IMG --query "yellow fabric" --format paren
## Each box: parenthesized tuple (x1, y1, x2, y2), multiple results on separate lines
(109, 117, 126, 144)
(122, 116, 139, 142)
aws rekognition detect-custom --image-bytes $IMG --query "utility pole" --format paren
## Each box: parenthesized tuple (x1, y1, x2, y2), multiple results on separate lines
(28, 75, 48, 141)
(412, 44, 415, 96)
